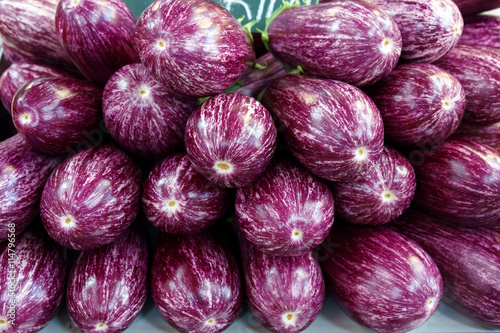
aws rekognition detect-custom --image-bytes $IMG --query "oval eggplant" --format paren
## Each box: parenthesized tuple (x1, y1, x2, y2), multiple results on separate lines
(388, 208, 500, 328)
(1, 43, 32, 64)
(135, 0, 255, 98)
(142, 152, 230, 234)
(330, 146, 416, 225)
(459, 15, 500, 49)
(319, 223, 443, 333)
(185, 93, 277, 188)
(151, 231, 242, 333)
(0, 134, 62, 241)
(451, 121, 500, 151)
(235, 158, 334, 256)
(55, 0, 139, 86)
(67, 223, 148, 333)
(0, 223, 66, 333)
(262, 74, 384, 182)
(365, 63, 466, 146)
(11, 76, 102, 155)
(267, 0, 401, 87)
(452, 0, 500, 16)
(434, 45, 500, 125)
(103, 63, 197, 160)
(40, 145, 141, 250)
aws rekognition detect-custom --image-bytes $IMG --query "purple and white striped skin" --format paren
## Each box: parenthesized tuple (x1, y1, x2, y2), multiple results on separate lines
(451, 121, 500, 151)
(452, 0, 500, 16)
(412, 140, 500, 227)
(388, 209, 500, 328)
(1, 43, 32, 64)
(135, 0, 255, 98)
(185, 93, 277, 188)
(55, 0, 140, 87)
(142, 152, 230, 235)
(330, 146, 416, 226)
(434, 45, 500, 125)
(40, 145, 141, 250)
(151, 231, 243, 333)
(0, 134, 62, 241)
(67, 223, 148, 333)
(103, 63, 198, 160)
(0, 224, 66, 333)
(267, 0, 401, 87)
(262, 75, 384, 182)
(235, 158, 334, 257)
(11, 76, 102, 155)
(459, 16, 500, 49)
(319, 224, 443, 333)
(365, 64, 466, 146)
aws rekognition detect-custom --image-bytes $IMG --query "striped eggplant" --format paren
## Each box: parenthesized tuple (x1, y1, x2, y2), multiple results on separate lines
(55, 0, 140, 86)
(0, 134, 62, 241)
(262, 74, 384, 182)
(330, 146, 416, 225)
(11, 76, 102, 155)
(452, 0, 500, 16)
(365, 63, 466, 146)
(319, 223, 443, 333)
(0, 223, 66, 333)
(266, 0, 401, 87)
(66, 223, 148, 333)
(388, 208, 500, 328)
(451, 121, 500, 151)
(103, 63, 197, 160)
(459, 15, 500, 49)
(412, 140, 500, 227)
(40, 145, 141, 250)
(142, 152, 230, 234)
(151, 231, 242, 333)
(1, 43, 32, 64)
(135, 0, 255, 98)
(434, 45, 500, 125)
(184, 93, 277, 188)
(235, 158, 334, 257)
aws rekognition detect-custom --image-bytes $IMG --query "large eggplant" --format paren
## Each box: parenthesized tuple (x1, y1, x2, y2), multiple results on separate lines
(459, 16, 500, 49)
(1, 43, 32, 64)
(451, 121, 500, 151)
(452, 0, 500, 16)
(262, 74, 384, 182)
(388, 209, 500, 328)
(319, 223, 443, 333)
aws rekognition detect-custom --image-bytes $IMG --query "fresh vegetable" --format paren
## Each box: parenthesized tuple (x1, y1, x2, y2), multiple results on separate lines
(452, 0, 500, 16)
(1, 43, 32, 64)
(459, 15, 500, 49)
(451, 121, 500, 151)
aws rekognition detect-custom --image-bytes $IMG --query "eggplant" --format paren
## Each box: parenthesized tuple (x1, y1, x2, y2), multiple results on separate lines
(55, 0, 140, 86)
(451, 121, 500, 151)
(452, 0, 500, 16)
(151, 231, 242, 333)
(142, 152, 230, 234)
(103, 63, 197, 160)
(184, 93, 277, 188)
(40, 145, 141, 250)
(459, 15, 500, 49)
(388, 208, 500, 328)
(262, 74, 384, 182)
(135, 0, 255, 98)
(319, 223, 443, 333)
(1, 43, 32, 64)
(0, 134, 62, 241)
(235, 158, 334, 256)
(66, 223, 148, 333)
(365, 63, 466, 146)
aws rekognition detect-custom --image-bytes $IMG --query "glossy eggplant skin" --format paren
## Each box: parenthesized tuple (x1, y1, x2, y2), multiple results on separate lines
(451, 121, 500, 151)
(66, 223, 148, 333)
(459, 15, 500, 49)
(388, 208, 500, 328)
(1, 43, 32, 64)
(452, 0, 500, 16)
(151, 231, 243, 333)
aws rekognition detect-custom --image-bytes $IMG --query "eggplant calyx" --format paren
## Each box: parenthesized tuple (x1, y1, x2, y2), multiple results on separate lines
(259, 0, 301, 51)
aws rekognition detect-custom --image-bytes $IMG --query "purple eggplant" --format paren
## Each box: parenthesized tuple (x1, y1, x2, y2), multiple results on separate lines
(319, 223, 443, 333)
(459, 15, 500, 49)
(40, 145, 141, 250)
(266, 0, 401, 87)
(135, 0, 255, 98)
(66, 223, 148, 333)
(365, 63, 466, 146)
(11, 76, 102, 155)
(388, 208, 500, 328)
(412, 139, 500, 227)
(103, 63, 197, 160)
(55, 0, 140, 86)
(1, 43, 32, 64)
(330, 146, 416, 225)
(0, 134, 62, 241)
(235, 158, 334, 257)
(151, 231, 242, 333)
(0, 223, 66, 333)
(451, 121, 500, 151)
(452, 0, 500, 16)
(240, 237, 324, 333)
(262, 74, 384, 182)
(185, 93, 277, 188)
(434, 45, 500, 125)
(142, 152, 230, 234)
